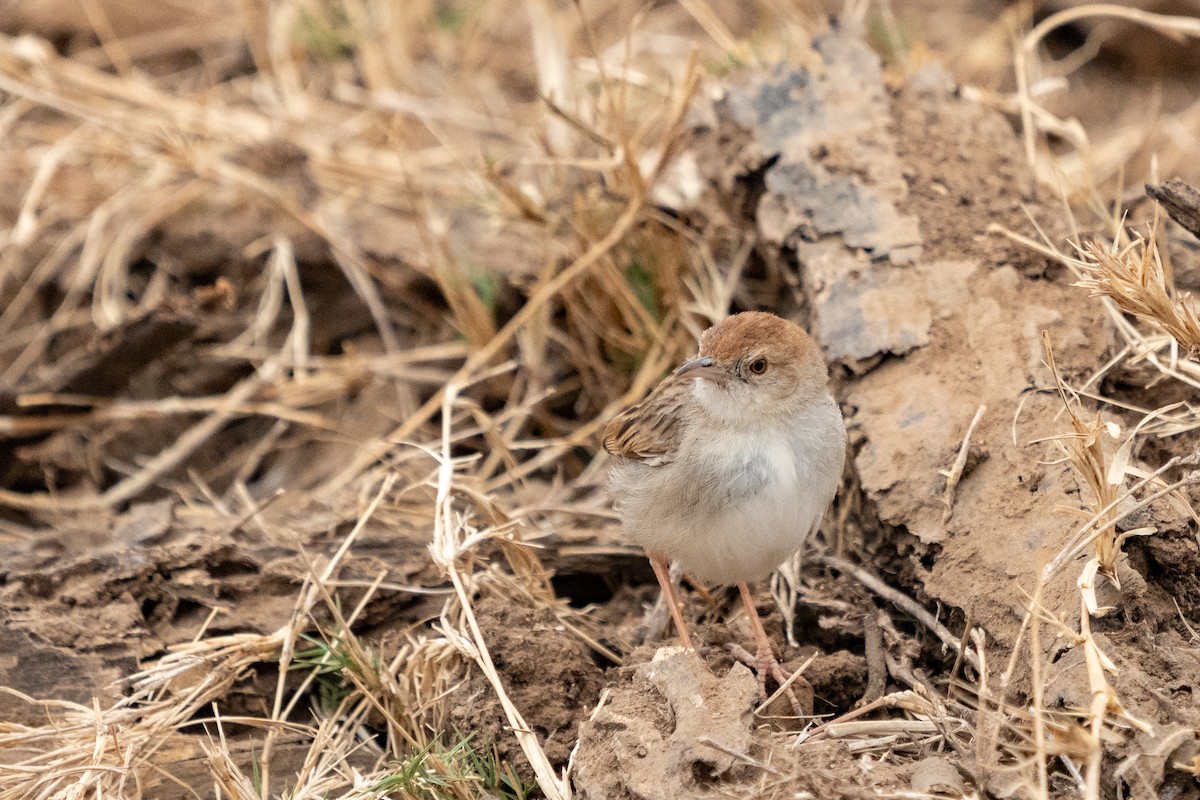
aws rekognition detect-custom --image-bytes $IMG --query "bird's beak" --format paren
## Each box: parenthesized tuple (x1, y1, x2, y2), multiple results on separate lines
(674, 356, 720, 381)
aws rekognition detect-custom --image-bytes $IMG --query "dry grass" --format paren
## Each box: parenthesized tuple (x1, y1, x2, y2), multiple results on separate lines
(1076, 225, 1200, 357)
(2, 1, 1200, 798)
(0, 1, 810, 797)
(980, 5, 1200, 797)
(1011, 3, 1200, 197)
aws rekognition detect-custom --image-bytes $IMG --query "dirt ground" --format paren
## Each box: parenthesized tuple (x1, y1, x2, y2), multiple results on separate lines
(2, 3, 1200, 800)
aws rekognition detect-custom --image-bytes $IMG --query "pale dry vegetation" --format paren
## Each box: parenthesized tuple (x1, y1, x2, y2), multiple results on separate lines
(1, 1, 1200, 799)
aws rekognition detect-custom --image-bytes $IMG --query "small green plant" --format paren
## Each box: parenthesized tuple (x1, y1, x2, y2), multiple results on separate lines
(372, 740, 456, 796)
(623, 260, 660, 322)
(864, 6, 913, 67)
(291, 632, 357, 712)
(293, 7, 356, 61)
(370, 733, 535, 800)
(250, 754, 264, 798)
(464, 742, 535, 800)
(435, 2, 468, 31)
(469, 269, 500, 318)
(707, 52, 745, 78)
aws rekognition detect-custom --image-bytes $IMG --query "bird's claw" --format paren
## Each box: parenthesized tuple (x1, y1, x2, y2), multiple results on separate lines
(727, 641, 809, 718)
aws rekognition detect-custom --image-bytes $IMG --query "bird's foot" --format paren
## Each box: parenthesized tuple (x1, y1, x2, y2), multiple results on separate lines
(728, 641, 811, 718)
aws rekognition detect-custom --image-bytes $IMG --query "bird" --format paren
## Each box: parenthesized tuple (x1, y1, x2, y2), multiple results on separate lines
(603, 311, 845, 711)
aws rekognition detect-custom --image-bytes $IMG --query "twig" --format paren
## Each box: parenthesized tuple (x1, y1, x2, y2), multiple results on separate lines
(825, 720, 942, 738)
(818, 553, 980, 673)
(940, 404, 986, 523)
(860, 611, 887, 706)
(431, 383, 570, 800)
(755, 651, 818, 716)
(320, 52, 702, 495)
(0, 361, 279, 511)
(796, 690, 936, 744)
(696, 737, 781, 775)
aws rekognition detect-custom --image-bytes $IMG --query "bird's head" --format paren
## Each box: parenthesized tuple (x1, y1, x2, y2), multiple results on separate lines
(674, 312, 829, 423)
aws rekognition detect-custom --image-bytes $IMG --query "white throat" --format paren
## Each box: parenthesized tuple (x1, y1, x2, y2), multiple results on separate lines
(691, 377, 790, 428)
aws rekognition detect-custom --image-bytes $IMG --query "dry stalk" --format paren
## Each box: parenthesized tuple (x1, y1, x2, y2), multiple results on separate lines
(755, 652, 818, 716)
(940, 404, 987, 524)
(0, 361, 280, 511)
(17, 2, 1200, 798)
(794, 690, 944, 746)
(1014, 3, 1200, 190)
(1075, 226, 1200, 357)
(320, 50, 702, 495)
(985, 41, 1200, 788)
(818, 553, 981, 674)
(0, 393, 335, 435)
(1041, 332, 1135, 589)
(0, 469, 461, 800)
(0, 631, 281, 800)
(1029, 574, 1050, 799)
(1027, 336, 1166, 799)
(202, 712, 262, 800)
(428, 383, 570, 800)
(0, 3, 880, 799)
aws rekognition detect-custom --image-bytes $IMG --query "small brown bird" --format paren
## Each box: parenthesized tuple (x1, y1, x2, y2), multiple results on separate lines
(603, 312, 845, 707)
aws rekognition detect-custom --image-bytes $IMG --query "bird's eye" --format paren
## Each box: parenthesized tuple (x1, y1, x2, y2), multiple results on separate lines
(748, 358, 768, 375)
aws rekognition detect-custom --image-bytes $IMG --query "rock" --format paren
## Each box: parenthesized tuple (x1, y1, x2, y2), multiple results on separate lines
(910, 756, 964, 794)
(572, 649, 758, 800)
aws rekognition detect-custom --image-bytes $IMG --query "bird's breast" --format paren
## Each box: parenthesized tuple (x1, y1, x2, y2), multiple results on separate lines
(611, 398, 845, 585)
(683, 430, 803, 517)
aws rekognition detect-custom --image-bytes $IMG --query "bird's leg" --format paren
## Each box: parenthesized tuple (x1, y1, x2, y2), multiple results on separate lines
(733, 581, 808, 717)
(648, 553, 693, 650)
(636, 559, 683, 645)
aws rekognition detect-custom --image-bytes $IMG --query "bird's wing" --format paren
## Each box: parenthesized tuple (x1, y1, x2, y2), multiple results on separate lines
(601, 378, 692, 467)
